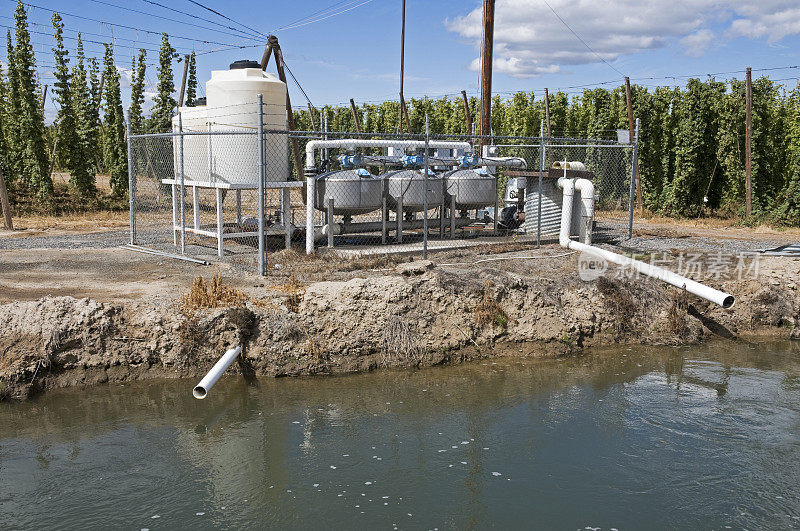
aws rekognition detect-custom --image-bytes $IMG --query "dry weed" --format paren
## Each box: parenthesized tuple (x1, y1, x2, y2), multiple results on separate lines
(270, 274, 306, 312)
(473, 281, 509, 329)
(381, 315, 422, 366)
(179, 273, 248, 314)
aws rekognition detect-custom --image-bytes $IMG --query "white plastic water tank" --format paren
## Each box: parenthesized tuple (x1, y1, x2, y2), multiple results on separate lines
(207, 62, 288, 184)
(172, 60, 289, 186)
(172, 104, 210, 182)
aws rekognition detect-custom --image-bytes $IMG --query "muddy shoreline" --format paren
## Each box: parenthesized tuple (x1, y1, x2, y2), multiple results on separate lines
(2, 258, 798, 401)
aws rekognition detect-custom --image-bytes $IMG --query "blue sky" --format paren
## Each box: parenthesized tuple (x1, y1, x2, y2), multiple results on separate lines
(6, 0, 800, 122)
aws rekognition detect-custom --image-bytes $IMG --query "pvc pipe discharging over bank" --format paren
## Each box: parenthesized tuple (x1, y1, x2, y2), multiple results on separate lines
(193, 346, 242, 399)
(557, 171, 734, 309)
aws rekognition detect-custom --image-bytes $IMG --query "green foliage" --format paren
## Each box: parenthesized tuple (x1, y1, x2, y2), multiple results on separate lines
(4, 30, 21, 185)
(68, 33, 96, 195)
(12, 0, 50, 197)
(128, 49, 147, 134)
(51, 12, 76, 174)
(186, 51, 197, 107)
(102, 43, 127, 196)
(148, 33, 176, 133)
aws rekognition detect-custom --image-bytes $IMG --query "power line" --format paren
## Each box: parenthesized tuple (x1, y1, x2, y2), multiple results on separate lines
(184, 0, 269, 41)
(541, 0, 624, 78)
(282, 58, 315, 109)
(136, 0, 264, 42)
(273, 0, 376, 32)
(85, 0, 259, 41)
(13, 1, 237, 46)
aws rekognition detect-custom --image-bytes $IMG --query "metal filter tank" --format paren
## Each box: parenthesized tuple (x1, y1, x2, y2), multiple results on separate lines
(384, 169, 443, 212)
(314, 169, 383, 216)
(443, 169, 497, 210)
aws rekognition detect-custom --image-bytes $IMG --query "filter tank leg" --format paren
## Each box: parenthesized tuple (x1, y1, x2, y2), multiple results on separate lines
(381, 195, 387, 244)
(397, 195, 403, 243)
(327, 197, 334, 248)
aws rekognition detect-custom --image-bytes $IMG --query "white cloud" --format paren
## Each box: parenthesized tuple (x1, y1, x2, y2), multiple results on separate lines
(681, 29, 715, 56)
(445, 1, 800, 77)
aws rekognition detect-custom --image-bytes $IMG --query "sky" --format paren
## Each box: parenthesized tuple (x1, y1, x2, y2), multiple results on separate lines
(5, 0, 800, 123)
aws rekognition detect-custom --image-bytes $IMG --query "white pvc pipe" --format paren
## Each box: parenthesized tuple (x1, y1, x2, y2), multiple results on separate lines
(193, 345, 242, 399)
(557, 177, 734, 308)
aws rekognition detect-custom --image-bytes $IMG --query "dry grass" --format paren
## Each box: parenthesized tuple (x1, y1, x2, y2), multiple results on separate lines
(179, 273, 248, 314)
(269, 274, 306, 312)
(473, 281, 509, 329)
(381, 315, 422, 366)
(667, 290, 689, 336)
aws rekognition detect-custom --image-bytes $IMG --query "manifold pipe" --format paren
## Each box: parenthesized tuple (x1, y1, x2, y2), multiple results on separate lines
(193, 345, 242, 399)
(304, 139, 471, 168)
(319, 216, 472, 238)
(557, 178, 734, 308)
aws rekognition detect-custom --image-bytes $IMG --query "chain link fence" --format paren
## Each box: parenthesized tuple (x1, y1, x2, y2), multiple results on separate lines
(128, 102, 638, 275)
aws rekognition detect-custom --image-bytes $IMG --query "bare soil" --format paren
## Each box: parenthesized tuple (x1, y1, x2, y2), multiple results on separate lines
(1, 219, 798, 401)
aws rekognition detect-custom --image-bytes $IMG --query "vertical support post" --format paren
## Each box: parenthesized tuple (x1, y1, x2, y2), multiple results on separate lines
(193, 186, 199, 230)
(461, 90, 472, 141)
(423, 114, 429, 259)
(178, 112, 185, 254)
(282, 187, 291, 249)
(0, 165, 12, 231)
(216, 188, 224, 257)
(439, 179, 446, 239)
(450, 194, 456, 239)
(543, 88, 552, 137)
(235, 190, 242, 224)
(479, 0, 495, 147)
(327, 197, 334, 248)
(538, 120, 545, 248)
(171, 183, 178, 245)
(397, 194, 404, 243)
(745, 66, 752, 217)
(627, 118, 640, 240)
(349, 99, 361, 134)
(178, 54, 189, 108)
(400, 0, 406, 132)
(125, 113, 134, 244)
(381, 194, 387, 244)
(258, 94, 266, 275)
(625, 76, 642, 214)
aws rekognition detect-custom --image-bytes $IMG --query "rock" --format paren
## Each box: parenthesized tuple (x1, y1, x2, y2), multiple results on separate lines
(396, 260, 434, 276)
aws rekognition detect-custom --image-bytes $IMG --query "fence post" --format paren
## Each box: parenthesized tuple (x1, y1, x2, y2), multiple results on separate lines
(627, 117, 640, 240)
(178, 112, 186, 254)
(423, 114, 429, 259)
(258, 94, 266, 275)
(538, 119, 545, 248)
(126, 112, 134, 245)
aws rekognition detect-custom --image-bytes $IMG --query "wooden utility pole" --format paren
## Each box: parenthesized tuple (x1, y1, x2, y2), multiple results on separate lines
(745, 66, 752, 217)
(41, 84, 47, 109)
(625, 77, 642, 213)
(178, 54, 190, 108)
(543, 88, 551, 136)
(399, 93, 411, 133)
(349, 99, 361, 133)
(260, 43, 273, 70)
(461, 89, 472, 137)
(307, 103, 317, 131)
(0, 165, 12, 230)
(399, 0, 407, 133)
(264, 36, 304, 176)
(479, 0, 495, 144)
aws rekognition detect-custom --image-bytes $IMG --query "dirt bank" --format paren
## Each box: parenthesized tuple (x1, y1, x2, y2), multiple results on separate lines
(1, 252, 798, 400)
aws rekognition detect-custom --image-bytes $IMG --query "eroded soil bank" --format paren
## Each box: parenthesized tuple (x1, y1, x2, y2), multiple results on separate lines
(2, 253, 799, 401)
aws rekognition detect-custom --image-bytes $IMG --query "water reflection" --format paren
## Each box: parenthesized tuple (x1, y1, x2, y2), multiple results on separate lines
(0, 340, 799, 529)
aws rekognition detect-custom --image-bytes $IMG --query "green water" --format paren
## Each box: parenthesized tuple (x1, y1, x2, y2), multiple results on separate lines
(1, 341, 799, 530)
